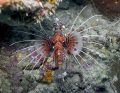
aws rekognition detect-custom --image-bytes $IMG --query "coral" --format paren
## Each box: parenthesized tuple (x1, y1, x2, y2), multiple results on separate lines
(42, 69, 53, 83)
(40, 62, 53, 83)
(0, 0, 63, 24)
(57, 0, 69, 10)
(48, 0, 56, 4)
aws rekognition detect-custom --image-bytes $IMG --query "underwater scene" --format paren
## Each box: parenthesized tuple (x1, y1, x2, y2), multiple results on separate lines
(0, 0, 120, 93)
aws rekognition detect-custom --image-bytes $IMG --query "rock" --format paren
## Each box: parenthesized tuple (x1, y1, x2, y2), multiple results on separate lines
(35, 75, 41, 81)
(41, 18, 54, 36)
(71, 74, 80, 83)
(58, 0, 69, 10)
(28, 75, 35, 83)
(0, 70, 11, 93)
(73, 0, 83, 5)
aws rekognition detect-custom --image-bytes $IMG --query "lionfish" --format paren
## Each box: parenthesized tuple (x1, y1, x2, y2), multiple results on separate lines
(9, 5, 118, 82)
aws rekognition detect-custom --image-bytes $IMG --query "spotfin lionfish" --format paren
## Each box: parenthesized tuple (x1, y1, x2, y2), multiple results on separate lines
(9, 5, 119, 83)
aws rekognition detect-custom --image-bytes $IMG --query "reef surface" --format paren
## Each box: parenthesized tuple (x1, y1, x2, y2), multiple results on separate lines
(0, 0, 120, 93)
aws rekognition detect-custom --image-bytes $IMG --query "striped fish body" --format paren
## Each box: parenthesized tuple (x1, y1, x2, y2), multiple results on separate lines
(52, 33, 66, 68)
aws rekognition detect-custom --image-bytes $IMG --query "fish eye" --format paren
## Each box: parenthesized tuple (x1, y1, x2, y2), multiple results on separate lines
(63, 41, 65, 46)
(52, 41, 54, 45)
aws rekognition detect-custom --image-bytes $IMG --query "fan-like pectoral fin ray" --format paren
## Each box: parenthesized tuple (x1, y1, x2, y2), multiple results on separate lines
(9, 40, 43, 46)
(66, 31, 83, 56)
(30, 37, 52, 71)
(18, 47, 42, 64)
(74, 54, 93, 80)
(17, 36, 52, 66)
(75, 15, 102, 31)
(78, 54, 90, 68)
(80, 50, 104, 71)
(73, 55, 84, 69)
(69, 5, 88, 33)
(23, 49, 44, 71)
(30, 53, 46, 73)
(13, 43, 42, 55)
(12, 30, 44, 38)
(83, 42, 104, 46)
(83, 47, 101, 55)
(79, 25, 101, 34)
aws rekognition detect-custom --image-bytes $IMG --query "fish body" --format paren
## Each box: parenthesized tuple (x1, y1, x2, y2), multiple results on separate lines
(52, 33, 66, 68)
(37, 24, 82, 69)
